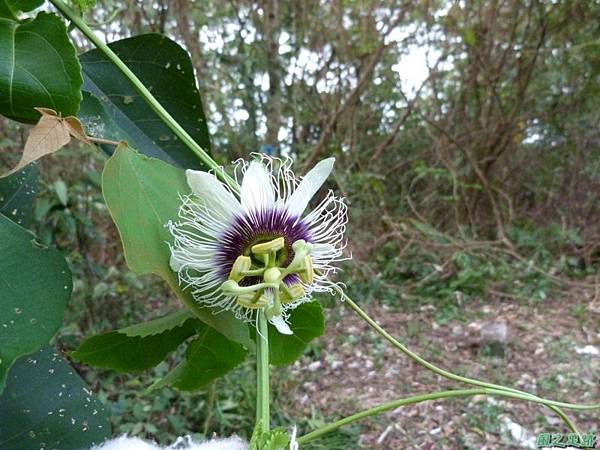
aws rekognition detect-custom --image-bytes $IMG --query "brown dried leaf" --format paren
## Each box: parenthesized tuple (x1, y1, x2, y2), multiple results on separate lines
(1, 108, 71, 178)
(34, 108, 89, 144)
(64, 116, 91, 145)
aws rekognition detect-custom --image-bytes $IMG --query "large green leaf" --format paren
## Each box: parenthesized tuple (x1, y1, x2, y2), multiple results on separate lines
(151, 325, 247, 392)
(0, 0, 44, 19)
(0, 215, 72, 393)
(0, 164, 37, 227)
(0, 347, 111, 450)
(78, 33, 211, 169)
(102, 144, 251, 347)
(268, 302, 325, 366)
(0, 12, 82, 123)
(71, 316, 200, 372)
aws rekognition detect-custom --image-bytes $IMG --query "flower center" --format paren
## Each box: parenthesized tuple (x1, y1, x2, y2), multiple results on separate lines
(220, 237, 314, 318)
(215, 208, 312, 281)
(242, 234, 290, 268)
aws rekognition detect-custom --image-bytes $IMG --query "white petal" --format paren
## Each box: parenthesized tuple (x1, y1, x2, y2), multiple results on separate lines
(186, 170, 242, 220)
(286, 157, 334, 217)
(270, 315, 293, 335)
(241, 161, 275, 213)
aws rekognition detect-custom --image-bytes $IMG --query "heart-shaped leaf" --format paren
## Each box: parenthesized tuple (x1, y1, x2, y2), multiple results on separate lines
(268, 301, 325, 366)
(78, 33, 210, 169)
(0, 12, 82, 123)
(0, 215, 72, 393)
(101, 144, 251, 348)
(0, 347, 111, 450)
(150, 325, 247, 392)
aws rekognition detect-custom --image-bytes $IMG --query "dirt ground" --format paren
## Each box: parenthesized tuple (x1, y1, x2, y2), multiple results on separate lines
(283, 288, 600, 449)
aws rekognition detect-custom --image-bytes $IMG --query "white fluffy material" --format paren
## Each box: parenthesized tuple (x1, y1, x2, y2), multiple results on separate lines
(90, 435, 248, 450)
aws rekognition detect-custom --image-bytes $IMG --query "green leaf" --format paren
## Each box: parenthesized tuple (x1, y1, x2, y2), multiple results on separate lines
(0, 0, 44, 20)
(101, 144, 251, 347)
(268, 302, 325, 366)
(71, 316, 200, 372)
(78, 33, 211, 169)
(0, 12, 82, 123)
(120, 309, 194, 338)
(0, 164, 37, 227)
(77, 90, 121, 140)
(151, 325, 247, 392)
(0, 347, 111, 450)
(53, 179, 68, 206)
(0, 215, 72, 393)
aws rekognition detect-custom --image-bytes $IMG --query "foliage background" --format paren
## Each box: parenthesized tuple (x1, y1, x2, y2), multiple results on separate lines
(0, 0, 599, 448)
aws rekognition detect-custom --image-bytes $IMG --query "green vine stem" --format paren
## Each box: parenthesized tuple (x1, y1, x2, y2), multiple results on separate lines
(339, 290, 599, 412)
(48, 0, 239, 193)
(297, 387, 583, 445)
(256, 310, 271, 433)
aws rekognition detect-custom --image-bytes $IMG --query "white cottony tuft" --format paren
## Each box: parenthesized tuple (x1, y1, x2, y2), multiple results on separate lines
(90, 435, 158, 450)
(90, 435, 248, 450)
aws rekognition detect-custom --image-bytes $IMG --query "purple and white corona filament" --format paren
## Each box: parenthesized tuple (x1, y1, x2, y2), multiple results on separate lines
(167, 155, 347, 335)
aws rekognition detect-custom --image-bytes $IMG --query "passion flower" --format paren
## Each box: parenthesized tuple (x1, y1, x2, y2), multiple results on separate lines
(167, 155, 347, 334)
